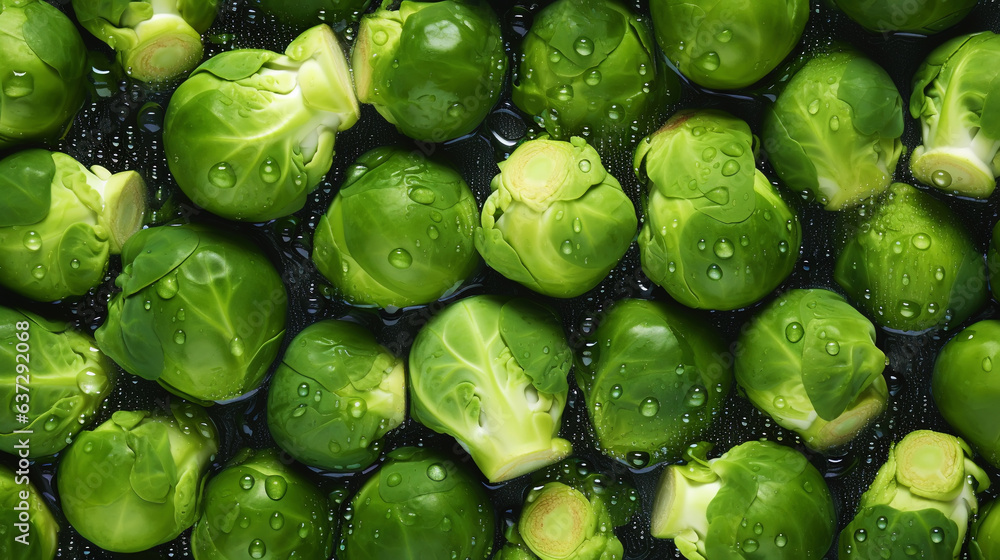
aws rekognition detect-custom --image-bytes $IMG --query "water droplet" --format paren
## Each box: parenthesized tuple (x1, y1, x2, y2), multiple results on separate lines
(373, 30, 388, 45)
(898, 300, 918, 319)
(447, 103, 463, 118)
(716, 29, 733, 43)
(691, 126, 706, 136)
(578, 159, 591, 172)
(70, 259, 80, 269)
(31, 265, 46, 279)
(386, 473, 403, 487)
(934, 267, 946, 282)
(742, 539, 759, 553)
(291, 404, 307, 418)
(826, 341, 841, 356)
(173, 330, 186, 345)
(548, 50, 562, 63)
(349, 399, 367, 418)
(773, 396, 787, 409)
(3, 70, 33, 98)
(695, 51, 720, 72)
(143, 300, 151, 310)
(829, 116, 840, 131)
(607, 104, 622, 121)
(721, 160, 740, 177)
(609, 384, 623, 400)
(259, 158, 280, 183)
(230, 337, 245, 357)
(239, 475, 255, 490)
(854, 529, 867, 543)
(911, 233, 931, 250)
(270, 512, 284, 530)
(561, 240, 573, 255)
(685, 385, 706, 407)
(707, 264, 723, 281)
(807, 99, 820, 115)
(43, 416, 58, 431)
(905, 544, 918, 556)
(639, 397, 660, 417)
(427, 225, 440, 240)
(265, 475, 287, 500)
(932, 170, 952, 188)
(876, 516, 888, 530)
(426, 463, 447, 481)
(584, 70, 602, 86)
(248, 539, 266, 559)
(778, 241, 789, 254)
(297, 383, 310, 397)
(208, 162, 237, 189)
(574, 37, 594, 56)
(706, 187, 730, 205)
(739, 235, 750, 247)
(721, 142, 744, 157)
(408, 187, 436, 205)
(713, 238, 735, 259)
(83, 441, 95, 453)
(702, 147, 717, 162)
(984, 357, 993, 372)
(388, 248, 412, 269)
(22, 231, 41, 251)
(930, 527, 944, 544)
(572, 217, 583, 233)
(156, 275, 178, 299)
(775, 534, 787, 548)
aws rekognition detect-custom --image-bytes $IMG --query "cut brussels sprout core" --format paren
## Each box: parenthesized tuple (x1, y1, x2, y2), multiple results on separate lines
(910, 32, 1000, 198)
(521, 484, 590, 557)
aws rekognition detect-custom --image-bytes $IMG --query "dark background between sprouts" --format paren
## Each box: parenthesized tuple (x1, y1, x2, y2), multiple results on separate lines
(3, 0, 1000, 558)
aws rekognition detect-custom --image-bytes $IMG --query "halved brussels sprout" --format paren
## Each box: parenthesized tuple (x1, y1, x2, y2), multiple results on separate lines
(513, 0, 675, 139)
(58, 401, 219, 553)
(267, 319, 406, 472)
(96, 223, 287, 402)
(191, 448, 334, 560)
(736, 289, 888, 451)
(0, 0, 87, 148)
(476, 136, 637, 298)
(0, 306, 115, 457)
(163, 24, 360, 221)
(834, 183, 986, 333)
(518, 482, 623, 560)
(72, 0, 220, 82)
(312, 146, 480, 308)
(0, 464, 58, 560)
(352, 0, 506, 142)
(576, 298, 731, 468)
(0, 150, 147, 302)
(340, 446, 496, 559)
(650, 0, 809, 90)
(408, 295, 573, 482)
(636, 109, 801, 311)
(764, 49, 905, 210)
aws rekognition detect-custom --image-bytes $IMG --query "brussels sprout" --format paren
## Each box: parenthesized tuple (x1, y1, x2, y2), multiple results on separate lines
(352, 0, 506, 142)
(312, 147, 480, 308)
(163, 24, 360, 222)
(575, 299, 731, 468)
(96, 223, 287, 402)
(267, 319, 406, 472)
(476, 137, 637, 298)
(650, 0, 809, 90)
(0, 307, 114, 457)
(839, 430, 990, 559)
(57, 401, 219, 553)
(651, 440, 837, 560)
(972, 498, 1000, 560)
(635, 109, 801, 311)
(763, 50, 905, 210)
(518, 482, 624, 560)
(735, 289, 888, 451)
(191, 448, 334, 560)
(0, 150, 147, 302)
(833, 0, 977, 34)
(255, 0, 372, 31)
(340, 446, 496, 559)
(72, 0, 219, 83)
(512, 0, 676, 139)
(0, 0, 87, 148)
(932, 320, 1000, 469)
(408, 295, 573, 482)
(909, 32, 1000, 198)
(834, 183, 986, 333)
(0, 464, 58, 560)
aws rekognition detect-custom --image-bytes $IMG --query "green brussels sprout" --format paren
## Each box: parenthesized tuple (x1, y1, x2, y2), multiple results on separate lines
(0, 0, 87, 148)
(932, 320, 1000, 469)
(834, 183, 986, 333)
(476, 137, 637, 298)
(95, 223, 288, 402)
(191, 448, 334, 560)
(312, 147, 480, 308)
(839, 430, 990, 559)
(972, 498, 1000, 560)
(408, 295, 573, 482)
(57, 401, 219, 553)
(833, 0, 978, 34)
(635, 109, 801, 311)
(651, 440, 837, 560)
(266, 319, 406, 472)
(735, 289, 888, 451)
(340, 446, 496, 559)
(255, 0, 373, 31)
(0, 307, 114, 457)
(0, 464, 58, 560)
(163, 24, 360, 222)
(0, 149, 147, 302)
(512, 0, 676, 139)
(909, 32, 1000, 198)
(352, 0, 506, 142)
(575, 298, 732, 468)
(72, 0, 219, 82)
(763, 50, 905, 210)
(650, 0, 809, 90)
(518, 482, 624, 560)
